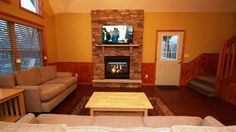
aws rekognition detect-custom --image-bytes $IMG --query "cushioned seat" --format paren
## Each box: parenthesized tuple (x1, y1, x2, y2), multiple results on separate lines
(40, 84, 67, 101)
(44, 77, 77, 87)
(0, 122, 65, 132)
(36, 114, 94, 126)
(143, 116, 203, 128)
(92, 116, 145, 128)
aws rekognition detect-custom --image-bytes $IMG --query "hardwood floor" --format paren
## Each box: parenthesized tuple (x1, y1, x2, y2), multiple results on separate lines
(51, 85, 236, 125)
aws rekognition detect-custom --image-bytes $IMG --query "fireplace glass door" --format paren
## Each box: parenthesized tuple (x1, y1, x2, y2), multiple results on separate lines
(105, 56, 130, 79)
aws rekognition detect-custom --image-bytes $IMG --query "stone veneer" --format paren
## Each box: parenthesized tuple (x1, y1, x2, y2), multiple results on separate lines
(92, 10, 144, 87)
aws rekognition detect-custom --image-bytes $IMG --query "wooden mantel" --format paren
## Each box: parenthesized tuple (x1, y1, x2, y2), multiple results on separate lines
(95, 44, 139, 54)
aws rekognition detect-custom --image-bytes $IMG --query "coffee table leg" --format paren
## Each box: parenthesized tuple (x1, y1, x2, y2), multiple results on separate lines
(144, 109, 148, 116)
(90, 109, 94, 116)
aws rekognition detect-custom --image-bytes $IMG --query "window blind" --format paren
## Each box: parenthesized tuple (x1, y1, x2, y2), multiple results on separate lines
(0, 19, 13, 75)
(14, 23, 43, 70)
(0, 19, 43, 75)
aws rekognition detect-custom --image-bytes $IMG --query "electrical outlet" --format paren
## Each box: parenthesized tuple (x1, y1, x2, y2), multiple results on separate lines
(145, 74, 148, 78)
(75, 73, 78, 77)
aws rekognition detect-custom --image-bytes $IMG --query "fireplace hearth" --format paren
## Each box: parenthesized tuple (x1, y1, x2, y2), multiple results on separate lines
(105, 56, 130, 79)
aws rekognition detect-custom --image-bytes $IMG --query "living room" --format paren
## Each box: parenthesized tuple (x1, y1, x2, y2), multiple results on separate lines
(0, 0, 236, 131)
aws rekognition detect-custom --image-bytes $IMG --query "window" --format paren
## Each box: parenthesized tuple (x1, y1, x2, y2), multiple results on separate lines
(161, 35, 178, 61)
(0, 19, 43, 75)
(20, 0, 42, 15)
(0, 20, 13, 75)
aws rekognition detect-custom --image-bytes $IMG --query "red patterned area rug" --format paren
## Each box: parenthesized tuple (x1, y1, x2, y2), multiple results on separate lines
(69, 96, 175, 116)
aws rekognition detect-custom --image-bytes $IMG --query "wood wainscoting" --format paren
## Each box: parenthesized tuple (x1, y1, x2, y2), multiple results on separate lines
(49, 62, 93, 85)
(49, 54, 219, 86)
(49, 62, 156, 86)
(142, 53, 219, 86)
(142, 63, 156, 86)
(180, 53, 219, 86)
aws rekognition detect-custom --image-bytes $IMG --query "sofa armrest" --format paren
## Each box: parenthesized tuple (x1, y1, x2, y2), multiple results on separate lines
(15, 86, 42, 112)
(201, 116, 225, 127)
(16, 113, 36, 123)
(57, 72, 72, 78)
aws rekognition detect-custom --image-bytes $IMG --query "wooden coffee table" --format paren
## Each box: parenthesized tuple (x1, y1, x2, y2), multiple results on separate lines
(85, 92, 153, 116)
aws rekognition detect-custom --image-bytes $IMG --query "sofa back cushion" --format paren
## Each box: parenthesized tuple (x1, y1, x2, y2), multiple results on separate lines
(92, 116, 145, 128)
(0, 74, 16, 88)
(15, 68, 42, 85)
(0, 122, 65, 132)
(143, 116, 203, 128)
(201, 116, 225, 127)
(36, 114, 94, 126)
(66, 126, 171, 132)
(171, 125, 236, 132)
(16, 113, 36, 123)
(39, 66, 57, 83)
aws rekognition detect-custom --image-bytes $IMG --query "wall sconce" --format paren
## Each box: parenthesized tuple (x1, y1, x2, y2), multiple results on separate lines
(16, 58, 21, 63)
(43, 56, 48, 60)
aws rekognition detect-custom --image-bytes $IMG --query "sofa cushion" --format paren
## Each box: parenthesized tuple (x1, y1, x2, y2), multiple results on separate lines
(92, 116, 145, 128)
(171, 125, 218, 132)
(0, 74, 16, 88)
(0, 122, 65, 132)
(43, 77, 77, 87)
(171, 125, 236, 132)
(39, 66, 57, 83)
(143, 116, 203, 128)
(201, 116, 225, 127)
(36, 114, 94, 126)
(66, 126, 171, 132)
(40, 84, 66, 101)
(44, 77, 77, 87)
(15, 68, 42, 85)
(16, 113, 36, 123)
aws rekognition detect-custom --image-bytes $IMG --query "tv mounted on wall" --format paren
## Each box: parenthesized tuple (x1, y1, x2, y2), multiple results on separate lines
(102, 25, 133, 44)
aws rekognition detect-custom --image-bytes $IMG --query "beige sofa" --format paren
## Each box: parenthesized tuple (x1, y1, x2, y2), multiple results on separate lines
(0, 113, 236, 132)
(0, 66, 77, 112)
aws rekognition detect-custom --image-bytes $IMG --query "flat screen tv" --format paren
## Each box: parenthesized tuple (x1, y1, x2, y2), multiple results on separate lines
(102, 25, 133, 44)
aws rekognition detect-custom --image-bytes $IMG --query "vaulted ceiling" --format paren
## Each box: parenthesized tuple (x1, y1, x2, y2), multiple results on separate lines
(48, 0, 236, 13)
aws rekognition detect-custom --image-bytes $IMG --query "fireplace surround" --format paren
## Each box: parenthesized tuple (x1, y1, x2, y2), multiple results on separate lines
(92, 9, 144, 88)
(105, 56, 130, 79)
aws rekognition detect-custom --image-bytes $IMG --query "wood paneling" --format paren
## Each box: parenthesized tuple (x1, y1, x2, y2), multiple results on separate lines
(49, 62, 93, 85)
(216, 35, 236, 105)
(180, 53, 219, 86)
(50, 62, 156, 85)
(0, 0, 10, 4)
(142, 63, 155, 85)
(50, 55, 218, 86)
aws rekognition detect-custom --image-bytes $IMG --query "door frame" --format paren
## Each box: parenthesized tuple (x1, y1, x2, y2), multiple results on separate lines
(154, 30, 186, 85)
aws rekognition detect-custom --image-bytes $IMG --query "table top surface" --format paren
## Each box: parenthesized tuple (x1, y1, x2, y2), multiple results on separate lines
(85, 92, 153, 109)
(0, 88, 24, 101)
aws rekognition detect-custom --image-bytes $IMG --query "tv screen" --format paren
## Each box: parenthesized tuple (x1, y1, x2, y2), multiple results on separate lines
(102, 25, 133, 44)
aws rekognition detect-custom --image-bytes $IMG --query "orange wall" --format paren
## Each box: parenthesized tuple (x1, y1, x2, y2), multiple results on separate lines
(1, 1, 234, 64)
(0, 0, 57, 63)
(55, 13, 92, 62)
(54, 12, 235, 63)
(144, 12, 235, 63)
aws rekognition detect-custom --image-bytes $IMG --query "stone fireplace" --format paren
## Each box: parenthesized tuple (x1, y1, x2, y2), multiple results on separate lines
(91, 9, 144, 88)
(105, 56, 130, 79)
